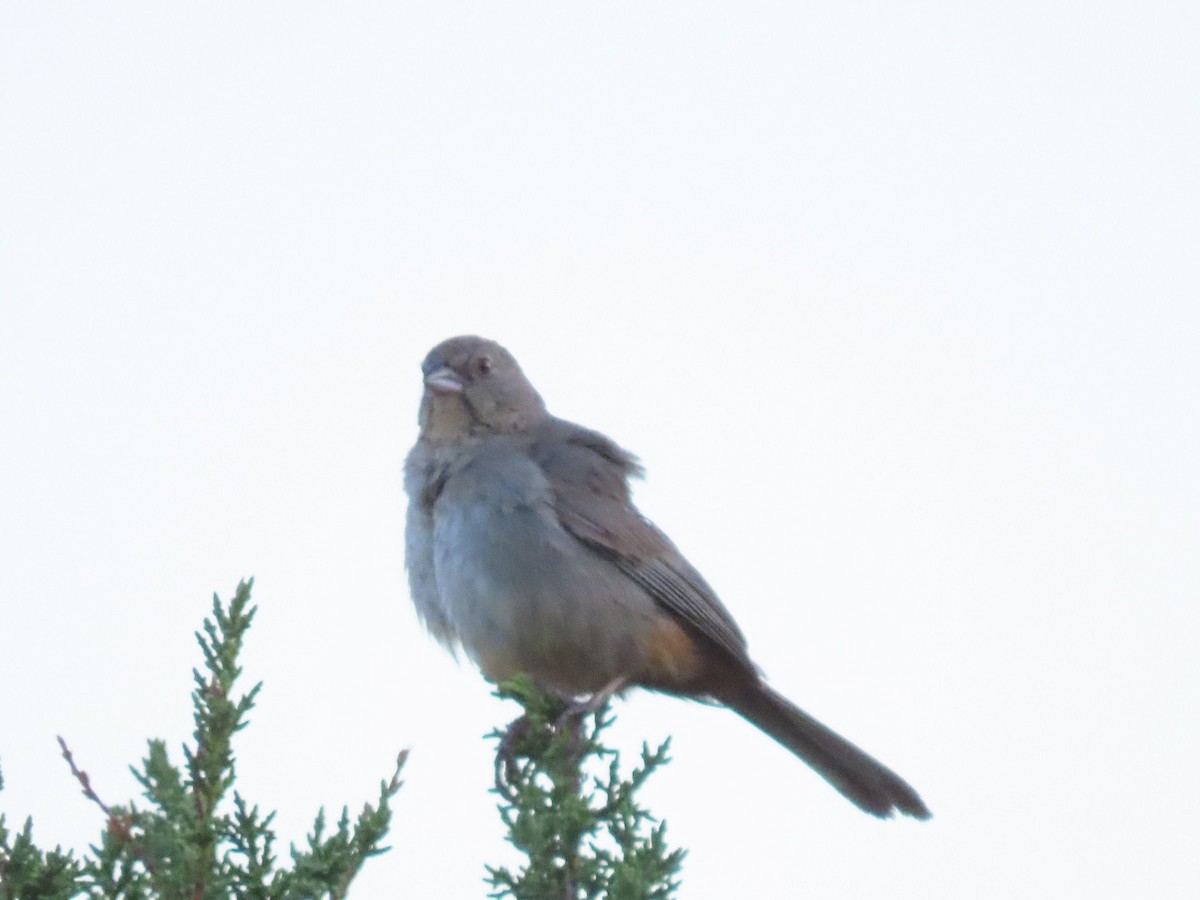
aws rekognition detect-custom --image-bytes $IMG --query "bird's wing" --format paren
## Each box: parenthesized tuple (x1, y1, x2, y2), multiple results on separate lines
(531, 419, 754, 669)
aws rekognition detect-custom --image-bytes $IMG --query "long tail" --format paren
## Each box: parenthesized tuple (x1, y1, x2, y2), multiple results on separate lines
(721, 682, 931, 819)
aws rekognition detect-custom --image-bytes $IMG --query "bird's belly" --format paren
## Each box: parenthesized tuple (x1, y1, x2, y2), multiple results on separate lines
(432, 497, 658, 694)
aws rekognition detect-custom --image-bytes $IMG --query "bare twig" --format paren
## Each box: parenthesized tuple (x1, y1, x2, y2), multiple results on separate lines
(57, 736, 157, 875)
(57, 737, 122, 831)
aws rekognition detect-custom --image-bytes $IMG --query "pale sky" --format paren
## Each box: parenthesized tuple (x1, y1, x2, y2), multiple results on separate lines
(2, 3, 1198, 898)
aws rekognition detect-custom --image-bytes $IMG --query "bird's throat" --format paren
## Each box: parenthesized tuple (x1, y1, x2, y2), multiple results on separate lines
(419, 393, 477, 442)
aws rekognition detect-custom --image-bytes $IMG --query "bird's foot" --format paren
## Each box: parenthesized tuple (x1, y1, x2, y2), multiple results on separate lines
(553, 676, 627, 735)
(494, 677, 628, 798)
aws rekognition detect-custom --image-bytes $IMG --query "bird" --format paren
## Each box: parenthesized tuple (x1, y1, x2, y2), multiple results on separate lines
(404, 335, 930, 820)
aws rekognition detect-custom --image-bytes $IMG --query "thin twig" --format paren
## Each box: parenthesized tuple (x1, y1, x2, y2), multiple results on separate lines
(57, 736, 158, 875)
(57, 736, 119, 825)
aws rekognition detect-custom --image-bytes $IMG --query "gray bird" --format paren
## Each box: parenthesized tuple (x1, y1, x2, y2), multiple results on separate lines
(404, 335, 930, 819)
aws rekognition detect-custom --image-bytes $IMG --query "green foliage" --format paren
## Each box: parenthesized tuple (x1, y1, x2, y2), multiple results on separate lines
(3, 581, 691, 899)
(487, 678, 684, 900)
(0, 580, 405, 899)
(0, 810, 81, 899)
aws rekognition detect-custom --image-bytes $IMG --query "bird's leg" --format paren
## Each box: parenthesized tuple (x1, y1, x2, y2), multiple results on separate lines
(554, 676, 628, 733)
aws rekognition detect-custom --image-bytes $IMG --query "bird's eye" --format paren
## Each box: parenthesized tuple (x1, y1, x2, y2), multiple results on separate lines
(476, 355, 494, 377)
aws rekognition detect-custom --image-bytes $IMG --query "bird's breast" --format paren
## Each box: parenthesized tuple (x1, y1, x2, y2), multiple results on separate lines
(430, 449, 663, 693)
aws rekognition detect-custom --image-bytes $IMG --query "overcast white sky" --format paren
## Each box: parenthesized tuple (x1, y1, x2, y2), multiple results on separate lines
(2, 3, 1198, 898)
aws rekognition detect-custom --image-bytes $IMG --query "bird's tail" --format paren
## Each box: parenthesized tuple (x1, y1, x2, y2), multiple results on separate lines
(721, 682, 931, 819)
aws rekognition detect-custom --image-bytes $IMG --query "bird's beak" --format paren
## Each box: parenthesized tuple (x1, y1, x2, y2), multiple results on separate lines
(424, 367, 464, 395)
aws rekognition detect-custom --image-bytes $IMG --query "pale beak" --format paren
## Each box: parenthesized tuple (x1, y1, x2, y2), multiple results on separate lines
(424, 367, 464, 395)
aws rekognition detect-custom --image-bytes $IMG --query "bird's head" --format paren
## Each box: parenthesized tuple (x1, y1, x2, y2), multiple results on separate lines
(417, 335, 547, 439)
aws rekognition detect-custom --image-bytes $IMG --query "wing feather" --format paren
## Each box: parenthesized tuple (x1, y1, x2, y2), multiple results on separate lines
(532, 418, 754, 670)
